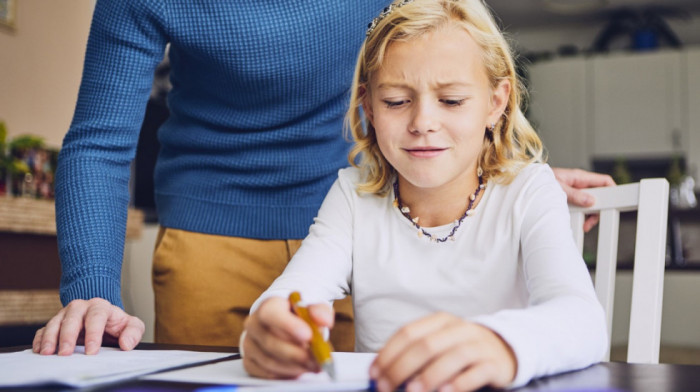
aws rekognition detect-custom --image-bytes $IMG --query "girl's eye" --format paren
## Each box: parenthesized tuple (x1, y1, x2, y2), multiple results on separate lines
(441, 99, 465, 107)
(383, 100, 408, 108)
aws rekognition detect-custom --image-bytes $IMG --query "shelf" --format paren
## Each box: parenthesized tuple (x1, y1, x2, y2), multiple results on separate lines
(588, 262, 700, 271)
(0, 197, 144, 239)
(0, 290, 61, 326)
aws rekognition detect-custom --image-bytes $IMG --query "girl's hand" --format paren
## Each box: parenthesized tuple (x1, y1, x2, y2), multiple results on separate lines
(370, 312, 516, 392)
(241, 296, 334, 379)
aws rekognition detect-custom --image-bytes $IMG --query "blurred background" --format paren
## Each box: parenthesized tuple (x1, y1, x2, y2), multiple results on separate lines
(1, 0, 699, 363)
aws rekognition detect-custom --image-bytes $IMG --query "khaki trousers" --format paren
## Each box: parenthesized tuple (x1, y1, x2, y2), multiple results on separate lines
(152, 227, 355, 351)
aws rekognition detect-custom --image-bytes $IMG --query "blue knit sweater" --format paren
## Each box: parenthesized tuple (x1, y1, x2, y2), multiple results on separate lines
(57, 0, 388, 307)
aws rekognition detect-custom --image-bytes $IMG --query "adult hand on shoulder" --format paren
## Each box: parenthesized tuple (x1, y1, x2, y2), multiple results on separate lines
(552, 167, 616, 232)
(241, 296, 333, 379)
(370, 312, 516, 392)
(32, 298, 144, 356)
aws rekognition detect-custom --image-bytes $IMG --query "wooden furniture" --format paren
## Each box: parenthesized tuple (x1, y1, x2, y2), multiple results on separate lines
(2, 343, 700, 391)
(570, 179, 670, 363)
(0, 197, 143, 328)
(0, 197, 143, 237)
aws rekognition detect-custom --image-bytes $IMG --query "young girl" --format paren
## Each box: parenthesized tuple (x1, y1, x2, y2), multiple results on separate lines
(240, 0, 607, 390)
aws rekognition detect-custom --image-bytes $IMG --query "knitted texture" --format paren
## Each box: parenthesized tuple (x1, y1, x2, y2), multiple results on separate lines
(56, 0, 388, 307)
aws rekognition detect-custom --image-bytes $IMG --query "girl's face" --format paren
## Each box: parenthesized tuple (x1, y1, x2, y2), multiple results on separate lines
(364, 24, 510, 194)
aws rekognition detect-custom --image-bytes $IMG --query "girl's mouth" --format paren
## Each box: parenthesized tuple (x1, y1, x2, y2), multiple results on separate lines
(403, 147, 447, 158)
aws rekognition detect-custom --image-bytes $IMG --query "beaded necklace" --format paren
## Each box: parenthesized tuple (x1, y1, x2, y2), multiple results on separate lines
(393, 172, 485, 243)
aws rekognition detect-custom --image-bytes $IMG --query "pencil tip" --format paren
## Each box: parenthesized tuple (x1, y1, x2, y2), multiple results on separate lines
(323, 362, 337, 381)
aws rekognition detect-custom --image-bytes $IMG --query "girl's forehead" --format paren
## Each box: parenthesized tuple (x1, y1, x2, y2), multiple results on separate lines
(372, 26, 487, 85)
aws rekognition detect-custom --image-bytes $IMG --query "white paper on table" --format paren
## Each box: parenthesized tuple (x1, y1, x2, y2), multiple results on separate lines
(0, 346, 235, 388)
(143, 352, 376, 391)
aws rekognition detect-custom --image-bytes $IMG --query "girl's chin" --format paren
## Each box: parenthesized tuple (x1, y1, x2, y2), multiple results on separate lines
(398, 175, 450, 190)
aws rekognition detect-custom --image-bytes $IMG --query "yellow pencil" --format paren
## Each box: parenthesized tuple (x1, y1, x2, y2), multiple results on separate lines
(288, 291, 336, 380)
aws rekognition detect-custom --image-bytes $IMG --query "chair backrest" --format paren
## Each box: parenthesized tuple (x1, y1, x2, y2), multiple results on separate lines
(569, 178, 669, 364)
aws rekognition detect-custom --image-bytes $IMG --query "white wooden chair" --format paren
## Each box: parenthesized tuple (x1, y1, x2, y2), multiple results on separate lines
(569, 178, 669, 364)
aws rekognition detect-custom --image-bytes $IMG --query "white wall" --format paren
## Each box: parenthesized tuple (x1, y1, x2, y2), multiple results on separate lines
(122, 225, 159, 343)
(0, 0, 94, 148)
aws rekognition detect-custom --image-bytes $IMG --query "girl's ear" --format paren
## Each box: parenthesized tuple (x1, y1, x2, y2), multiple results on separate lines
(360, 86, 375, 126)
(488, 79, 511, 125)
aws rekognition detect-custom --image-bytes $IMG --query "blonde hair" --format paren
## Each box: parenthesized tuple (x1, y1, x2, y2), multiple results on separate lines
(346, 0, 543, 195)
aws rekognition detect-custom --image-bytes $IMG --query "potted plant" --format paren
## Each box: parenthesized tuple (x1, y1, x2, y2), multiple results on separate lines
(8, 134, 46, 198)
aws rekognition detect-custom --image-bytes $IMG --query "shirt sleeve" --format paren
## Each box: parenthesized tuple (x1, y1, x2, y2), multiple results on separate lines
(251, 169, 356, 312)
(56, 0, 169, 308)
(472, 165, 608, 387)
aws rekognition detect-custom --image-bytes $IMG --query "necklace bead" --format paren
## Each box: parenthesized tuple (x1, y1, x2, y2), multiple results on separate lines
(393, 173, 484, 243)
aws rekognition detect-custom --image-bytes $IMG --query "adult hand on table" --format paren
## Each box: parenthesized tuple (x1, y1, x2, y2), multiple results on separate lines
(32, 298, 144, 356)
(241, 296, 333, 379)
(370, 312, 516, 392)
(552, 167, 616, 232)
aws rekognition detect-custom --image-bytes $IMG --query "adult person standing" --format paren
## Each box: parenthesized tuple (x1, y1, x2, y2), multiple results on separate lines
(33, 0, 613, 356)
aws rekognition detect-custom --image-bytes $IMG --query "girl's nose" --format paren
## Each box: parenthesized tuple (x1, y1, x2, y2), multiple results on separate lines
(408, 101, 438, 134)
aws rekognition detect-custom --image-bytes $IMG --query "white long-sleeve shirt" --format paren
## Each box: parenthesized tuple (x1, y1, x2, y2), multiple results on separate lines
(253, 164, 607, 387)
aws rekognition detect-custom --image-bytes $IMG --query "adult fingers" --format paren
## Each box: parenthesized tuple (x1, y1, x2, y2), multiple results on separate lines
(83, 301, 112, 355)
(32, 327, 45, 353)
(561, 183, 594, 207)
(116, 315, 145, 351)
(39, 307, 69, 355)
(572, 170, 615, 189)
(57, 301, 91, 356)
(552, 168, 615, 189)
(584, 213, 600, 233)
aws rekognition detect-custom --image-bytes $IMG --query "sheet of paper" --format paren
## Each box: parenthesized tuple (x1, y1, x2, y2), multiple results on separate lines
(0, 346, 235, 388)
(144, 351, 376, 391)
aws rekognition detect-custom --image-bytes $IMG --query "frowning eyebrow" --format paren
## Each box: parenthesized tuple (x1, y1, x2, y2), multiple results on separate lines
(376, 81, 475, 89)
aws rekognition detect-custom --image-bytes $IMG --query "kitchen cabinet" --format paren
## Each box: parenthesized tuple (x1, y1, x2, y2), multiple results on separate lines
(589, 51, 685, 158)
(528, 58, 589, 169)
(606, 270, 700, 350)
(687, 48, 700, 182)
(527, 49, 695, 174)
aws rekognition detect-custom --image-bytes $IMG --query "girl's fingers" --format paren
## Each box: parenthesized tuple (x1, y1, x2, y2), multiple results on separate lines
(243, 329, 317, 379)
(442, 363, 493, 392)
(371, 313, 456, 389)
(409, 341, 483, 392)
(246, 304, 317, 371)
(393, 322, 479, 392)
(307, 303, 334, 329)
(258, 297, 312, 344)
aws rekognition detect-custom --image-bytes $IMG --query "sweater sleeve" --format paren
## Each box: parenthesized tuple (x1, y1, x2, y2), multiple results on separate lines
(56, 0, 169, 308)
(472, 166, 608, 387)
(251, 169, 356, 313)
